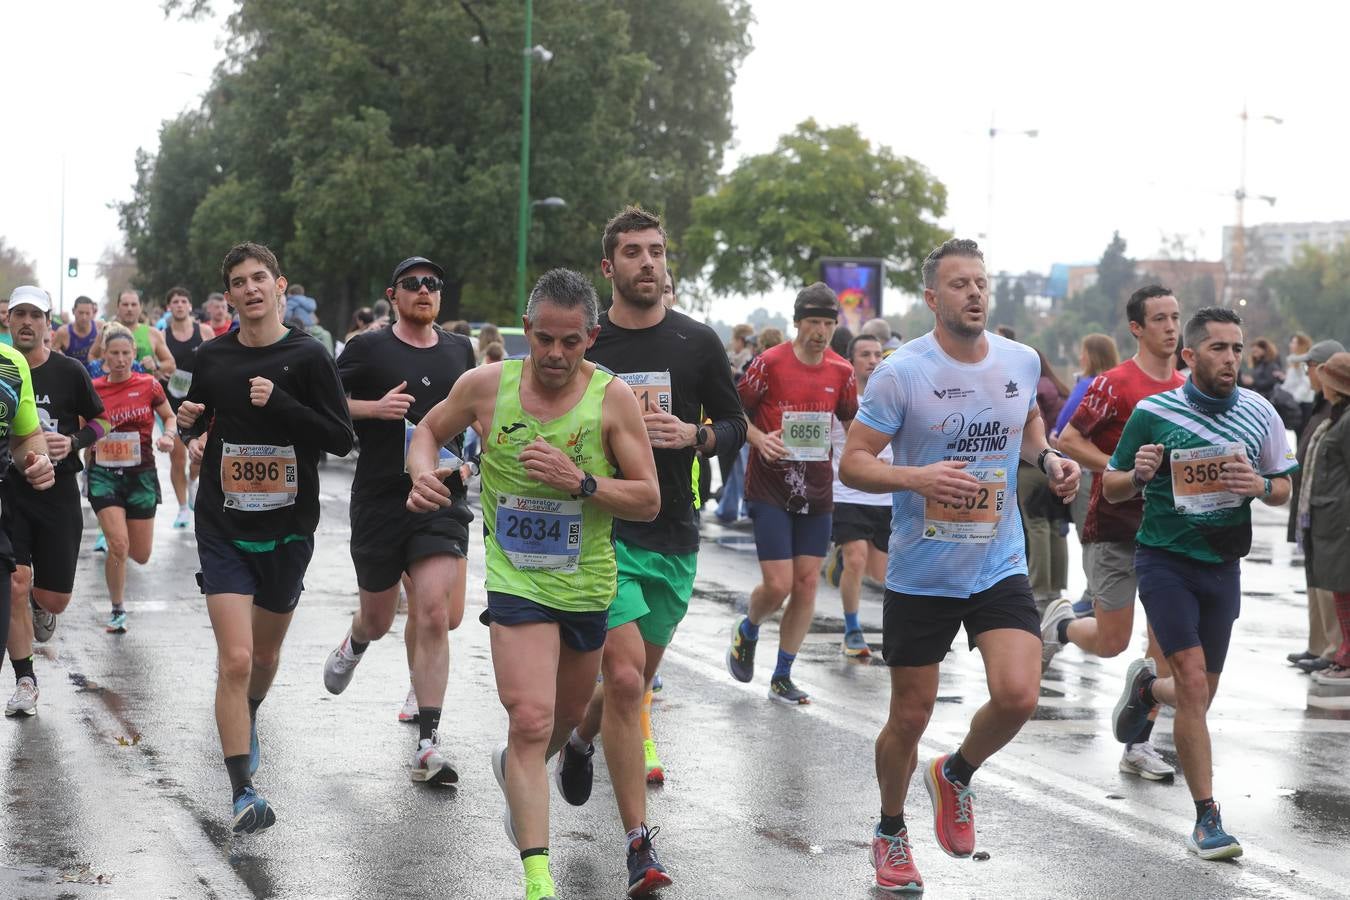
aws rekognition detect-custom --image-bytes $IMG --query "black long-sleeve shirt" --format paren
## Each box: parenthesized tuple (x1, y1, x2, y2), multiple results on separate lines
(183, 327, 354, 541)
(588, 309, 747, 554)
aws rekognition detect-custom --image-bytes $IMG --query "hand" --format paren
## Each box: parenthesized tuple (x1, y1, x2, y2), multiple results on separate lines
(188, 436, 206, 465)
(375, 381, 415, 420)
(643, 412, 695, 450)
(178, 400, 205, 430)
(140, 355, 157, 371)
(1132, 443, 1165, 484)
(23, 451, 54, 491)
(754, 428, 788, 463)
(43, 432, 72, 462)
(1219, 451, 1264, 497)
(406, 466, 458, 512)
(249, 376, 274, 407)
(910, 459, 980, 506)
(1045, 453, 1081, 503)
(518, 437, 584, 493)
(156, 432, 175, 453)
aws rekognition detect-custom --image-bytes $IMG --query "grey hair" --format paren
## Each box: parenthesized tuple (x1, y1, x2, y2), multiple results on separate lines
(921, 238, 984, 289)
(526, 268, 599, 331)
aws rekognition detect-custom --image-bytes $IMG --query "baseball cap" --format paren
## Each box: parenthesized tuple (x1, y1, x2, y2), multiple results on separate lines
(390, 256, 444, 285)
(792, 282, 839, 322)
(7, 285, 51, 314)
(1290, 339, 1346, 365)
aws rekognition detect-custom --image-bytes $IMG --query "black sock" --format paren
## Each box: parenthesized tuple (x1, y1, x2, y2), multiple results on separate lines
(878, 811, 906, 836)
(944, 750, 978, 787)
(418, 707, 441, 743)
(1056, 618, 1072, 645)
(1194, 797, 1215, 822)
(520, 847, 549, 860)
(1129, 719, 1155, 748)
(111, 603, 125, 614)
(12, 655, 34, 683)
(224, 754, 252, 802)
(248, 696, 263, 722)
(349, 637, 370, 655)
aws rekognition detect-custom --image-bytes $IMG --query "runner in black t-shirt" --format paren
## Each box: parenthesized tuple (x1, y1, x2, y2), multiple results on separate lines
(321, 255, 475, 786)
(177, 242, 354, 835)
(553, 207, 746, 897)
(161, 287, 215, 528)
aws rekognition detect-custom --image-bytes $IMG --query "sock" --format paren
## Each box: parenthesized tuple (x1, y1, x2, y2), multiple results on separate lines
(878, 811, 906, 837)
(248, 696, 263, 722)
(1056, 618, 1072, 645)
(739, 618, 759, 641)
(625, 825, 646, 852)
(640, 690, 654, 741)
(844, 611, 861, 633)
(1128, 719, 1155, 749)
(1194, 797, 1215, 822)
(12, 655, 34, 683)
(568, 727, 591, 753)
(520, 849, 551, 885)
(224, 754, 252, 802)
(349, 636, 370, 656)
(773, 650, 796, 680)
(418, 707, 441, 743)
(111, 604, 125, 614)
(944, 750, 978, 787)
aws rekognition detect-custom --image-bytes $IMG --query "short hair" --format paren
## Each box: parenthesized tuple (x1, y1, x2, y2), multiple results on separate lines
(601, 205, 666, 262)
(526, 268, 599, 331)
(165, 286, 191, 304)
(829, 325, 853, 356)
(758, 326, 783, 350)
(221, 241, 281, 290)
(205, 292, 225, 306)
(102, 321, 137, 349)
(731, 323, 755, 342)
(921, 238, 984, 289)
(74, 295, 96, 309)
(1184, 306, 1242, 350)
(847, 333, 882, 360)
(861, 317, 891, 341)
(286, 284, 305, 296)
(118, 289, 141, 304)
(1126, 284, 1173, 327)
(452, 320, 472, 336)
(483, 341, 506, 363)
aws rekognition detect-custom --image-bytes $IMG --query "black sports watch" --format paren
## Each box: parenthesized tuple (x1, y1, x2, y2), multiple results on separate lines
(695, 424, 710, 450)
(1037, 447, 1065, 474)
(576, 472, 598, 499)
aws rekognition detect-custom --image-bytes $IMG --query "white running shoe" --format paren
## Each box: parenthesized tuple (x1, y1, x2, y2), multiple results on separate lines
(31, 598, 57, 643)
(1040, 597, 1075, 671)
(411, 732, 458, 785)
(491, 743, 519, 848)
(5, 677, 38, 717)
(188, 478, 199, 511)
(323, 632, 365, 694)
(398, 686, 419, 723)
(173, 506, 192, 529)
(1119, 741, 1176, 781)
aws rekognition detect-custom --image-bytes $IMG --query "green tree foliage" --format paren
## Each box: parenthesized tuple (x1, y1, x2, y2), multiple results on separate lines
(0, 238, 41, 300)
(683, 120, 949, 299)
(128, 0, 752, 326)
(1263, 243, 1350, 345)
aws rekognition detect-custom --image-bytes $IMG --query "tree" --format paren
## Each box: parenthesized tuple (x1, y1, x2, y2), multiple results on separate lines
(0, 238, 40, 300)
(1264, 244, 1350, 345)
(96, 245, 140, 313)
(682, 119, 949, 301)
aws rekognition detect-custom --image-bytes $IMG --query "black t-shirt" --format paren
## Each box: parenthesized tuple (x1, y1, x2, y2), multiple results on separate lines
(11, 351, 103, 481)
(337, 326, 475, 504)
(587, 309, 746, 554)
(183, 327, 354, 541)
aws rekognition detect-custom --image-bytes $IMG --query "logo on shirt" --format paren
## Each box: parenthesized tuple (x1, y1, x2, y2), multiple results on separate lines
(500, 422, 526, 436)
(128, 391, 140, 398)
(934, 387, 975, 400)
(1004, 381, 1019, 398)
(421, 376, 431, 386)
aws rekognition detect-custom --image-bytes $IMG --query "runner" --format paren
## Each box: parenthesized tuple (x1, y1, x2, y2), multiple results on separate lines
(52, 295, 100, 369)
(551, 207, 745, 896)
(90, 290, 176, 377)
(177, 241, 354, 834)
(322, 255, 476, 786)
(1105, 306, 1294, 861)
(407, 268, 658, 900)
(204, 292, 235, 337)
(838, 238, 1079, 893)
(827, 332, 891, 657)
(161, 287, 215, 528)
(725, 283, 857, 705)
(1041, 285, 1186, 781)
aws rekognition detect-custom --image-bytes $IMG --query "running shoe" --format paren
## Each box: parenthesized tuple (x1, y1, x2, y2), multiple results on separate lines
(249, 718, 260, 777)
(188, 478, 199, 511)
(1312, 664, 1350, 685)
(322, 632, 364, 694)
(842, 629, 871, 658)
(5, 677, 38, 717)
(411, 732, 459, 785)
(651, 671, 663, 693)
(93, 532, 107, 553)
(726, 617, 756, 683)
(398, 686, 419, 723)
(1039, 597, 1075, 670)
(1187, 803, 1243, 860)
(106, 610, 127, 634)
(554, 737, 594, 806)
(31, 597, 57, 643)
(923, 755, 975, 857)
(231, 786, 276, 835)
(644, 738, 665, 785)
(173, 506, 192, 529)
(825, 544, 843, 588)
(491, 742, 519, 848)
(1287, 650, 1318, 664)
(1112, 658, 1157, 743)
(1297, 656, 1332, 673)
(1072, 596, 1095, 618)
(767, 676, 810, 705)
(871, 826, 923, 894)
(525, 874, 557, 900)
(1119, 741, 1175, 781)
(625, 824, 672, 897)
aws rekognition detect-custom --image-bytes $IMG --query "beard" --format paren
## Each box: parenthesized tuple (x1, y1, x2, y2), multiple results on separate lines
(939, 306, 984, 339)
(615, 271, 661, 308)
(399, 302, 438, 327)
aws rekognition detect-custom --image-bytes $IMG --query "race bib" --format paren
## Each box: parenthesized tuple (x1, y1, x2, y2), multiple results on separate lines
(95, 432, 141, 468)
(402, 419, 464, 473)
(781, 410, 831, 462)
(221, 442, 298, 511)
(922, 467, 1007, 543)
(496, 494, 582, 572)
(618, 371, 672, 416)
(1170, 443, 1244, 515)
(167, 368, 193, 399)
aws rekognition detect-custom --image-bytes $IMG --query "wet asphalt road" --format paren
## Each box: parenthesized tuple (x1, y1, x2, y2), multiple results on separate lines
(1, 452, 1347, 899)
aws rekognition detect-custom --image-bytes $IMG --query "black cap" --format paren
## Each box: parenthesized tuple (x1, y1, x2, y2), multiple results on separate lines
(793, 282, 839, 322)
(390, 256, 444, 285)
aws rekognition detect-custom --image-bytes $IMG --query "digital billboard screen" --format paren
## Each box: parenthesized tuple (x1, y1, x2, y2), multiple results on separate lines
(819, 257, 884, 334)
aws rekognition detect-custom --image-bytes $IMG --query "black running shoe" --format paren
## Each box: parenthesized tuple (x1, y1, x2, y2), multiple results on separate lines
(1112, 658, 1157, 743)
(554, 738, 594, 806)
(726, 617, 756, 683)
(626, 824, 672, 897)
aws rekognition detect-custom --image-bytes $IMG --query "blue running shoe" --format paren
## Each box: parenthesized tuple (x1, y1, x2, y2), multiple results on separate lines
(1112, 658, 1157, 743)
(93, 532, 107, 553)
(1187, 803, 1242, 860)
(625, 824, 672, 897)
(650, 671, 663, 693)
(105, 610, 127, 634)
(249, 718, 260, 777)
(232, 786, 276, 835)
(1071, 597, 1095, 618)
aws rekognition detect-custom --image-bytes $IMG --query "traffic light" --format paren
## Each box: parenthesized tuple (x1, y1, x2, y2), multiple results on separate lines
(67, 258, 78, 278)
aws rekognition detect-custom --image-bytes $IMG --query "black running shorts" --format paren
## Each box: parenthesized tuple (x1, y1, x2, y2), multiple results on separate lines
(882, 574, 1040, 667)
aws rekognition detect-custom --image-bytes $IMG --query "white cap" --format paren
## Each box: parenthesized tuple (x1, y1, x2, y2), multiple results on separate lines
(7, 285, 51, 314)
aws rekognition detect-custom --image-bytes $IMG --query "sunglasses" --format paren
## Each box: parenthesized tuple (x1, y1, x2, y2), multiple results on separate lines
(395, 275, 443, 292)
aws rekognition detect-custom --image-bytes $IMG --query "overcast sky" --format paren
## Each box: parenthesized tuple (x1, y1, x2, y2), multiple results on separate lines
(4, 1, 1347, 316)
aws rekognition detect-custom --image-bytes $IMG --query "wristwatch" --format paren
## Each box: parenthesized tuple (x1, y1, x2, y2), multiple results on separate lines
(1262, 477, 1273, 498)
(695, 424, 710, 450)
(576, 472, 598, 499)
(1037, 447, 1065, 474)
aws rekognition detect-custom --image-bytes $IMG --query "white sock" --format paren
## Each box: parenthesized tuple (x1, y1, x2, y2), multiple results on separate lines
(568, 727, 591, 753)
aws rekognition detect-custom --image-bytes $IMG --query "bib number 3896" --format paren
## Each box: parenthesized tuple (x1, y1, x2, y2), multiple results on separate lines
(221, 442, 298, 511)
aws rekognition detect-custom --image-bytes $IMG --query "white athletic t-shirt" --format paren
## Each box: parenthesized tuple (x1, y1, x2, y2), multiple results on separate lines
(831, 417, 892, 506)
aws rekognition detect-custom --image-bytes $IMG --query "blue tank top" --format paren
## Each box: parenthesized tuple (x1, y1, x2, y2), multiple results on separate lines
(66, 321, 98, 366)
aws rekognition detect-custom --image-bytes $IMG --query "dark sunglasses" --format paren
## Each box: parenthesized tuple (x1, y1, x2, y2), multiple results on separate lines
(395, 275, 443, 292)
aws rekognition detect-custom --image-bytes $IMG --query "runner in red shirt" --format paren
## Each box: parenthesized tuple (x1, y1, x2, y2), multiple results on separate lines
(726, 283, 857, 705)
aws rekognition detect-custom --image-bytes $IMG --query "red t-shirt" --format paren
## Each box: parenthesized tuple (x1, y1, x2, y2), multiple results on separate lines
(1068, 358, 1185, 543)
(739, 342, 857, 514)
(92, 372, 166, 473)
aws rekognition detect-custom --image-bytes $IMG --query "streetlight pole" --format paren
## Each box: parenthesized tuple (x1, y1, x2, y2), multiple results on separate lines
(59, 156, 66, 315)
(984, 114, 1038, 253)
(514, 0, 535, 317)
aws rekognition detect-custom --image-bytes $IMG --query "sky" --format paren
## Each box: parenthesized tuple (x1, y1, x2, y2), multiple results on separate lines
(4, 1, 1349, 318)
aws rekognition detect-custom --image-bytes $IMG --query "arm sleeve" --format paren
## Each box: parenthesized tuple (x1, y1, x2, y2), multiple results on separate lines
(855, 362, 905, 436)
(1107, 408, 1151, 472)
(699, 332, 747, 456)
(181, 351, 214, 441)
(263, 346, 355, 456)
